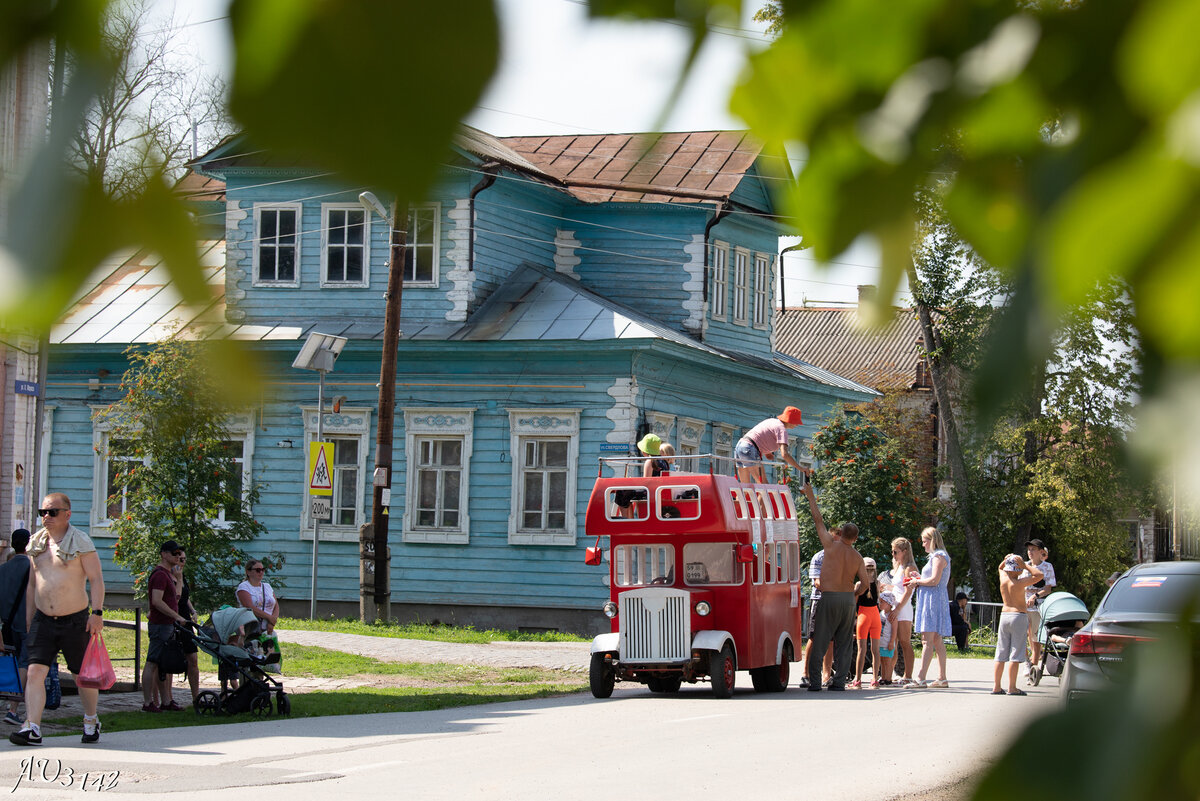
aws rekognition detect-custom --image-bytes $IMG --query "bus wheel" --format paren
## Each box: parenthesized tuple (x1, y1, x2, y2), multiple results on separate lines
(647, 676, 682, 693)
(590, 653, 616, 698)
(758, 642, 792, 693)
(709, 644, 736, 698)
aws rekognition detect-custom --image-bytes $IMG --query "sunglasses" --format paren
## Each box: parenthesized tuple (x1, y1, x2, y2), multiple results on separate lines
(248, 567, 264, 573)
(38, 508, 67, 517)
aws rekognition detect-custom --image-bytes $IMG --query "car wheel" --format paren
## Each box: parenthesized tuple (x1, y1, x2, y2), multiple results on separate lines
(590, 653, 616, 699)
(709, 644, 736, 699)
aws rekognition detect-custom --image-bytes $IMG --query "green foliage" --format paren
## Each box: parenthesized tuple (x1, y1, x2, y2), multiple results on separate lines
(796, 408, 931, 568)
(103, 338, 279, 612)
(736, 0, 1200, 426)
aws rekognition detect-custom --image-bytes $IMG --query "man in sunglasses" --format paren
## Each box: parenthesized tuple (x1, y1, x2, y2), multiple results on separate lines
(9, 494, 105, 747)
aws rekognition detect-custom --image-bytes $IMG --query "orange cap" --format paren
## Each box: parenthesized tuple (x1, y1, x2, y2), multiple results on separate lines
(780, 406, 802, 425)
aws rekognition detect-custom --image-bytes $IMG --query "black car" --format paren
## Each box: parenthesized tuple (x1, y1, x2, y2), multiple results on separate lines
(1061, 561, 1200, 702)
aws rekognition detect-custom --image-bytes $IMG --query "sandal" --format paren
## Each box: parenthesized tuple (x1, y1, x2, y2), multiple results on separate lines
(849, 680, 862, 689)
(870, 680, 880, 689)
(912, 679, 929, 688)
(930, 679, 950, 688)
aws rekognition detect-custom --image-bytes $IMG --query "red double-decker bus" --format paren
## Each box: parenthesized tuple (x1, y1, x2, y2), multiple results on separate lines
(583, 458, 804, 698)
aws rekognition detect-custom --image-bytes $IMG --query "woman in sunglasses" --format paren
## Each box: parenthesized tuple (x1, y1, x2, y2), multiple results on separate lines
(236, 559, 281, 670)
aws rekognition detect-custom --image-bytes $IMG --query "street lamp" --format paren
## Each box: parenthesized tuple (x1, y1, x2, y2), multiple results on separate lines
(292, 331, 347, 619)
(359, 190, 408, 622)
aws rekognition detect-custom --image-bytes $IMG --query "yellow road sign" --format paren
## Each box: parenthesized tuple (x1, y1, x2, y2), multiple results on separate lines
(309, 441, 334, 496)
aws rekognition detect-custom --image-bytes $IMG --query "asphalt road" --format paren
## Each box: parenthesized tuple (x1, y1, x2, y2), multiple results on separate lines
(0, 658, 1052, 800)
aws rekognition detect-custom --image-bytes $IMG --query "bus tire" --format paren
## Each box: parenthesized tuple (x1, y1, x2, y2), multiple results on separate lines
(590, 653, 616, 698)
(757, 642, 792, 693)
(709, 644, 736, 698)
(647, 676, 682, 693)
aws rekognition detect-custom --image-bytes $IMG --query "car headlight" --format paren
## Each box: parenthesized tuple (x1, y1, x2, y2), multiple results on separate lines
(695, 601, 711, 616)
(603, 601, 618, 618)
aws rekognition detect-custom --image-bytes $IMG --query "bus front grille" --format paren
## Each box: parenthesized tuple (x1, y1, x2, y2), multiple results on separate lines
(619, 589, 691, 663)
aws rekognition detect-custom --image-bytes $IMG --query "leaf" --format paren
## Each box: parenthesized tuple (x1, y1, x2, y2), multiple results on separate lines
(227, 0, 499, 205)
(1044, 146, 1191, 308)
(1119, 0, 1200, 118)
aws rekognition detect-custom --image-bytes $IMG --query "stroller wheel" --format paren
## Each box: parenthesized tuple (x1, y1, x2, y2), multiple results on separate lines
(251, 692, 273, 717)
(1030, 664, 1043, 687)
(195, 690, 222, 716)
(276, 691, 291, 716)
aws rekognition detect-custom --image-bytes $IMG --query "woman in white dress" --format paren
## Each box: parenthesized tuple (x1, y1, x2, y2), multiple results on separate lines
(887, 536, 919, 686)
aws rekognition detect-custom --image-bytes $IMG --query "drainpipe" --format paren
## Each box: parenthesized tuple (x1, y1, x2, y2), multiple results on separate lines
(778, 240, 809, 310)
(703, 202, 731, 311)
(469, 163, 500, 271)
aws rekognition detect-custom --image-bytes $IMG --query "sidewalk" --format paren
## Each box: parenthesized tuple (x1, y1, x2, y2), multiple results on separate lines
(23, 631, 593, 734)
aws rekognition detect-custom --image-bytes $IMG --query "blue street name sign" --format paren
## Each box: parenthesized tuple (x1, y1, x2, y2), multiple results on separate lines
(14, 381, 38, 397)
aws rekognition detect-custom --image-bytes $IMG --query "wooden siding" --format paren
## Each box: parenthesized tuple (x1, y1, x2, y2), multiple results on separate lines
(45, 338, 871, 611)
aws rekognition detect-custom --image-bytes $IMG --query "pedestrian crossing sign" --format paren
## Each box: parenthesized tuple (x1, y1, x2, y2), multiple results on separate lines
(309, 441, 334, 496)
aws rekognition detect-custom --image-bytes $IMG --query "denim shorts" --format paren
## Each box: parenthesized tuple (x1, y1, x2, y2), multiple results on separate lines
(734, 438, 761, 469)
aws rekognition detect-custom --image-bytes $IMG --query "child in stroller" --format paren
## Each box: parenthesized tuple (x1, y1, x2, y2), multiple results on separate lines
(1029, 591, 1089, 686)
(176, 606, 290, 716)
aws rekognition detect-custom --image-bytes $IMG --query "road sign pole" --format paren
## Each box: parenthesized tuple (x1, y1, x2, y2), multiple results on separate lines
(310, 369, 325, 620)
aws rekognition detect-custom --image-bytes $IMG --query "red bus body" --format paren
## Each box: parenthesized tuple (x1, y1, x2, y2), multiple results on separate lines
(584, 469, 803, 698)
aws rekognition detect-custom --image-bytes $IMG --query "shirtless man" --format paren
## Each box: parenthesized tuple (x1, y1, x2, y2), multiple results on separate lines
(991, 554, 1043, 696)
(800, 476, 870, 691)
(10, 493, 105, 746)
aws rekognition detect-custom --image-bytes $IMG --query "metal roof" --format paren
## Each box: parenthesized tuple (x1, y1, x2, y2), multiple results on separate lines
(774, 307, 925, 391)
(498, 131, 763, 205)
(51, 241, 302, 345)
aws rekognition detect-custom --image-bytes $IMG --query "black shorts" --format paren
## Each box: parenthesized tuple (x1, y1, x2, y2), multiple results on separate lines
(26, 610, 90, 675)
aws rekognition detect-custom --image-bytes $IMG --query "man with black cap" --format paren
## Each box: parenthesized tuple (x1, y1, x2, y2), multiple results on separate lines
(141, 540, 187, 712)
(1021, 538, 1056, 682)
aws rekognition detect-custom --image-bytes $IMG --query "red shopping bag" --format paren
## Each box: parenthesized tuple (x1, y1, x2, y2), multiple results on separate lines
(77, 634, 116, 690)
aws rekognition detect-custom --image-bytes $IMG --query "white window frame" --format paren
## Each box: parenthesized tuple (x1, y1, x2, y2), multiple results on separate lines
(252, 203, 302, 287)
(91, 408, 255, 533)
(320, 203, 370, 288)
(402, 408, 474, 544)
(404, 203, 441, 287)
(300, 405, 372, 542)
(752, 253, 770, 329)
(508, 408, 580, 546)
(733, 247, 750, 324)
(713, 423, 736, 464)
(711, 241, 728, 321)
(646, 411, 675, 445)
(678, 417, 705, 459)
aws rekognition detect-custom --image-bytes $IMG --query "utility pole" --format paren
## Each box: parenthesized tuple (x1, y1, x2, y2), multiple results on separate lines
(364, 195, 408, 622)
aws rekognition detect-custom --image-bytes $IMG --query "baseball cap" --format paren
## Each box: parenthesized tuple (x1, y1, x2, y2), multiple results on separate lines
(1003, 554, 1021, 572)
(1025, 538, 1046, 550)
(160, 539, 182, 554)
(863, 557, 877, 568)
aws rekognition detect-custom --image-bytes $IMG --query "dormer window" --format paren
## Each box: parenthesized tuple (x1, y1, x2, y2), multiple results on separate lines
(254, 203, 301, 287)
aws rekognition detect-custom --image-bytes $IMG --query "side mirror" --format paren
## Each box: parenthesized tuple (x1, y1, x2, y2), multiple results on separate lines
(584, 546, 604, 566)
(736, 544, 756, 564)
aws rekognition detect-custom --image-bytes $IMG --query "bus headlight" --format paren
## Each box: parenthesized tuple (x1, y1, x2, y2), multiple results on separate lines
(603, 601, 618, 618)
(695, 601, 711, 616)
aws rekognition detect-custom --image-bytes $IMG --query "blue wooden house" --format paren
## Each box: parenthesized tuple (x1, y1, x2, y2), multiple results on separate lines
(45, 128, 875, 633)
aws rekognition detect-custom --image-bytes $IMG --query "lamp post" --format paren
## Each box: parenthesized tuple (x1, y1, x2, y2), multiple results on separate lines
(359, 191, 408, 622)
(292, 331, 347, 619)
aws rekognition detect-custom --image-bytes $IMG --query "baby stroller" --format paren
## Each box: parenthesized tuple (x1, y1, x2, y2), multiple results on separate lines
(1030, 591, 1089, 686)
(178, 606, 291, 716)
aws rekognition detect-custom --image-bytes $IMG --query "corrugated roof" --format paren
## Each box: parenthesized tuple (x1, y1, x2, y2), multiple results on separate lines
(774, 307, 925, 391)
(497, 131, 763, 205)
(51, 241, 302, 345)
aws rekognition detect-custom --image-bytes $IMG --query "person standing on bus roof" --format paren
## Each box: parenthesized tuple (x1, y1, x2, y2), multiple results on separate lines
(799, 473, 869, 691)
(734, 407, 803, 483)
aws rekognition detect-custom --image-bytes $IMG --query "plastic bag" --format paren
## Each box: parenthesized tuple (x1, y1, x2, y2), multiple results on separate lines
(77, 634, 116, 690)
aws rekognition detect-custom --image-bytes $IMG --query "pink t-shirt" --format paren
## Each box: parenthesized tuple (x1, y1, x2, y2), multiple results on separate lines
(744, 417, 787, 458)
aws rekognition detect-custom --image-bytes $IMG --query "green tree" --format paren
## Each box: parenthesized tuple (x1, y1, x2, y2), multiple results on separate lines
(102, 338, 279, 613)
(796, 408, 930, 570)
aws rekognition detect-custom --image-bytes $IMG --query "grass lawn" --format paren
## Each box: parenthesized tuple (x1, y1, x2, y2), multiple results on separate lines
(277, 617, 589, 643)
(46, 641, 586, 737)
